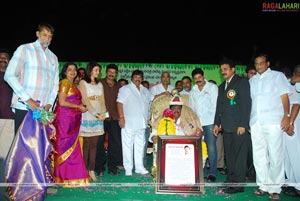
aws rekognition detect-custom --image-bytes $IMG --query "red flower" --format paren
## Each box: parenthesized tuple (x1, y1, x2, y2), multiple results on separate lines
(163, 108, 174, 119)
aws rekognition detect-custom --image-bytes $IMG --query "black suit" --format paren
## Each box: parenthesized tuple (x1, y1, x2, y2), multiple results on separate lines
(214, 74, 251, 185)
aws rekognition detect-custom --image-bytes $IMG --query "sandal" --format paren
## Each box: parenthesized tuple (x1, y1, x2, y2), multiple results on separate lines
(89, 170, 98, 182)
(269, 193, 280, 201)
(253, 189, 267, 197)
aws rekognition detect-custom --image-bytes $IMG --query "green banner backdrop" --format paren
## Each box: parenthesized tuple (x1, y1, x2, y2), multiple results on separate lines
(59, 62, 247, 86)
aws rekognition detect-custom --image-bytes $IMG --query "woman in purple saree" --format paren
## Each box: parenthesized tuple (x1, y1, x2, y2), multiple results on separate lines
(53, 62, 89, 187)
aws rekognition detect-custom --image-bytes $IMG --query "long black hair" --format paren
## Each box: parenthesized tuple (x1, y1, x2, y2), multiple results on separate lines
(84, 61, 101, 84)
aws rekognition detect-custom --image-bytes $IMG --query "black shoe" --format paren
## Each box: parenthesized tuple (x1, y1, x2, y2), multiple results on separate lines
(284, 188, 300, 197)
(282, 186, 296, 193)
(245, 176, 256, 182)
(108, 170, 119, 176)
(97, 171, 104, 176)
(218, 168, 227, 175)
(95, 169, 105, 176)
(224, 187, 244, 194)
(207, 175, 216, 182)
(116, 166, 124, 170)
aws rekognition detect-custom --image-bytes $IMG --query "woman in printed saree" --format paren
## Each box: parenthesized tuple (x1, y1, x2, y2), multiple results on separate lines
(53, 62, 89, 187)
(79, 62, 107, 182)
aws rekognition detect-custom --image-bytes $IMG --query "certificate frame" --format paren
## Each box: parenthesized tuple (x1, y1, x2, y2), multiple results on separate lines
(156, 135, 204, 194)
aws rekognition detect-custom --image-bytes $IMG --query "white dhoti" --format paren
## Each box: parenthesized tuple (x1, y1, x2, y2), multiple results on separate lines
(0, 119, 14, 160)
(251, 122, 285, 194)
(121, 128, 146, 174)
(283, 127, 300, 191)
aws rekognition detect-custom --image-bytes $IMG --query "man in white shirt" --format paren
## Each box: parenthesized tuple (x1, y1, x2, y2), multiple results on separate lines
(150, 71, 174, 98)
(180, 76, 192, 95)
(149, 94, 204, 180)
(189, 68, 218, 183)
(149, 95, 202, 143)
(282, 64, 300, 198)
(117, 70, 153, 176)
(250, 54, 290, 200)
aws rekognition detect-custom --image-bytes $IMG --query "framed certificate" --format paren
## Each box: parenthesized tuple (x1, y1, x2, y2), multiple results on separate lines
(156, 136, 204, 194)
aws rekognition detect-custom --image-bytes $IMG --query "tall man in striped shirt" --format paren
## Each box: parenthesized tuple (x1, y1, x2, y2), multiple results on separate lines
(4, 22, 59, 133)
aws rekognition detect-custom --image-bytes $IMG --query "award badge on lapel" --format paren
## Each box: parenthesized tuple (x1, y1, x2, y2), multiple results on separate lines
(227, 89, 237, 105)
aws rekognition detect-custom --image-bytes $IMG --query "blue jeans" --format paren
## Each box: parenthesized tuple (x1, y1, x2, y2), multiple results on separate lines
(203, 124, 217, 177)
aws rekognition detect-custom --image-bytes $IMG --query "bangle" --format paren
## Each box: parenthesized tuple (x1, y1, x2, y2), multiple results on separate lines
(290, 122, 294, 126)
(284, 113, 290, 117)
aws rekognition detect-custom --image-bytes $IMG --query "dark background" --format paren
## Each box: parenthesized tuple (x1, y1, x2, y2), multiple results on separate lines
(1, 1, 299, 69)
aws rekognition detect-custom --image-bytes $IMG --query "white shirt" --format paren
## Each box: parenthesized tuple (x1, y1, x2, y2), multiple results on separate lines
(288, 79, 300, 106)
(225, 75, 234, 90)
(180, 90, 190, 95)
(4, 40, 59, 111)
(150, 83, 173, 96)
(189, 80, 218, 126)
(295, 82, 300, 93)
(117, 82, 153, 129)
(249, 68, 291, 126)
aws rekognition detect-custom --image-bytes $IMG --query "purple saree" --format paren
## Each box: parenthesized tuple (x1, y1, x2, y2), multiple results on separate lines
(5, 110, 55, 201)
(53, 79, 89, 186)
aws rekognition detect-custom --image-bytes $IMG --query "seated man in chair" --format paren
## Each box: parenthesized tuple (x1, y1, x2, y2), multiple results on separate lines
(149, 93, 207, 181)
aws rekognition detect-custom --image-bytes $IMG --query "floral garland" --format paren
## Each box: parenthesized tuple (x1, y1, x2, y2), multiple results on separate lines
(156, 108, 208, 159)
(157, 108, 176, 135)
(201, 141, 208, 159)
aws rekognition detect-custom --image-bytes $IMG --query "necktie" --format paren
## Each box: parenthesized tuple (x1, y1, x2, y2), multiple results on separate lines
(225, 81, 229, 90)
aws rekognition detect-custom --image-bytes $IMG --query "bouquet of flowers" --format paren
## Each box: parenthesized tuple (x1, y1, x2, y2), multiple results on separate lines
(32, 107, 56, 125)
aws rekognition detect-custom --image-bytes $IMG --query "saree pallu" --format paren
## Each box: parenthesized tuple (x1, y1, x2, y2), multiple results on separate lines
(5, 110, 54, 201)
(53, 91, 89, 187)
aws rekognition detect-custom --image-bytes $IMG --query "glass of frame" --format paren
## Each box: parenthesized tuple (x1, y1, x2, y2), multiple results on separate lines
(155, 135, 204, 194)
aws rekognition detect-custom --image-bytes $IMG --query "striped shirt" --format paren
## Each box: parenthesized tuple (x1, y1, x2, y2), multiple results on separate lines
(4, 40, 59, 111)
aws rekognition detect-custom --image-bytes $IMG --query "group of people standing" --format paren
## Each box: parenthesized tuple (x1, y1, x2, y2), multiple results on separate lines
(147, 56, 300, 201)
(1, 23, 125, 200)
(210, 55, 300, 201)
(53, 61, 124, 185)
(1, 22, 299, 201)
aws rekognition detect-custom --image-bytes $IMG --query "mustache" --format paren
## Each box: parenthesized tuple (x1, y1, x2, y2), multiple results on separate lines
(222, 73, 227, 76)
(196, 80, 202, 84)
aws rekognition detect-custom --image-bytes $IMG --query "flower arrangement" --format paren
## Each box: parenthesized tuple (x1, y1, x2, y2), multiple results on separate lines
(32, 108, 55, 125)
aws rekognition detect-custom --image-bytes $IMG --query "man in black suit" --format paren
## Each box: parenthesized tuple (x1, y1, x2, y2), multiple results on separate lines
(213, 58, 251, 194)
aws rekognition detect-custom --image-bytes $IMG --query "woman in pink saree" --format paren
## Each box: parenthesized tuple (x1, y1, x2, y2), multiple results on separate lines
(53, 62, 90, 187)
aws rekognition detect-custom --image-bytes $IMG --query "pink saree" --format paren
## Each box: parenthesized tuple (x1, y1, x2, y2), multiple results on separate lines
(53, 79, 89, 186)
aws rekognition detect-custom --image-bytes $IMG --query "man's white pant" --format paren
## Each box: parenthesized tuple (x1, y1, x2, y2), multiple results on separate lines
(251, 122, 284, 194)
(121, 128, 146, 173)
(284, 127, 300, 191)
(0, 119, 14, 160)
